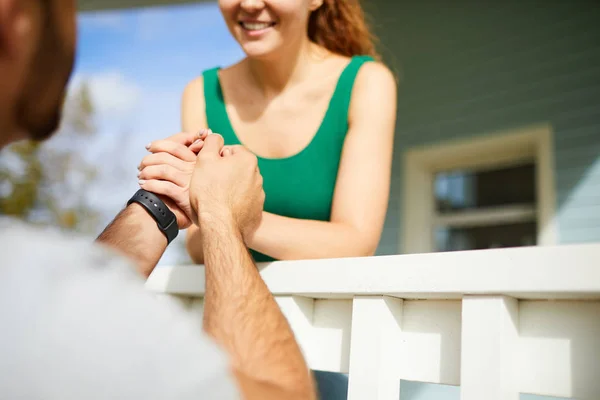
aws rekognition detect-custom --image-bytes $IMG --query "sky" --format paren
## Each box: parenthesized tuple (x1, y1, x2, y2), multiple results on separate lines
(72, 3, 245, 265)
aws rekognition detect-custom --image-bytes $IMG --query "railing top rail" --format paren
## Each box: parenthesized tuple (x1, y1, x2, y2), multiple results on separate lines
(145, 243, 600, 300)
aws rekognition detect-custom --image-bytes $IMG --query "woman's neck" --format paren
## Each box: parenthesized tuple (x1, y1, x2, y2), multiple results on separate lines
(246, 38, 325, 96)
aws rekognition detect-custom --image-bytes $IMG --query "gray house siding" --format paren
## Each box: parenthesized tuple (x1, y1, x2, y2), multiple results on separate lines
(373, 1, 600, 255)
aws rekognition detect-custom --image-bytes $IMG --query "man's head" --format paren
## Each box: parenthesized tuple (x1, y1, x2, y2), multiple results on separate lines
(0, 0, 76, 148)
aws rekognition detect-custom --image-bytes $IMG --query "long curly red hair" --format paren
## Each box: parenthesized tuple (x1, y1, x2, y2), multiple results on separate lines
(307, 0, 380, 60)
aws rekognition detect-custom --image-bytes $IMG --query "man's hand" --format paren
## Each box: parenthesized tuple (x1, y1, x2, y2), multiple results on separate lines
(97, 130, 207, 278)
(197, 136, 314, 398)
(138, 130, 208, 228)
(191, 135, 265, 244)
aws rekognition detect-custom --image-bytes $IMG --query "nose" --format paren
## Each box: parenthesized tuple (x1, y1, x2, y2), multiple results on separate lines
(240, 0, 265, 13)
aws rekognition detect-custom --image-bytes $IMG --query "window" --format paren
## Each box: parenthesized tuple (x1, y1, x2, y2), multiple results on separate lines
(401, 124, 557, 254)
(434, 163, 537, 252)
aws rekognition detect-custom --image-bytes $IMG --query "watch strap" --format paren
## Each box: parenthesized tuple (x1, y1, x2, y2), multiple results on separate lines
(127, 189, 179, 244)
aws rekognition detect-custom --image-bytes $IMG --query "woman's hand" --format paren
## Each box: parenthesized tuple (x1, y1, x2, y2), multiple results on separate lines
(137, 130, 209, 228)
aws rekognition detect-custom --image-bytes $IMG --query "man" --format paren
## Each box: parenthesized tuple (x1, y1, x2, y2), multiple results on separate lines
(0, 1, 315, 399)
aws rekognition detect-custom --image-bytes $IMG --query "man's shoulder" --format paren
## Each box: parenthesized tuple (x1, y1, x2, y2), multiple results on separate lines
(0, 218, 239, 399)
(0, 217, 132, 272)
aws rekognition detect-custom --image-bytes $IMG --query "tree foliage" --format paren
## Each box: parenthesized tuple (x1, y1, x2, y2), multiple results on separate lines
(0, 83, 102, 234)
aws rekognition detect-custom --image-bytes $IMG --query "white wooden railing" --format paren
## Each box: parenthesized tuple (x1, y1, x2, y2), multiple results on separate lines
(146, 243, 600, 400)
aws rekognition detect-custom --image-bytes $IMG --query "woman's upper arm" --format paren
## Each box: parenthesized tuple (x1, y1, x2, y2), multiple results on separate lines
(330, 62, 398, 253)
(181, 76, 208, 132)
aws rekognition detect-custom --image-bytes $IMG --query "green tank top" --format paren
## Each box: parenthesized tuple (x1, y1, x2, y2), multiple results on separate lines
(202, 55, 374, 262)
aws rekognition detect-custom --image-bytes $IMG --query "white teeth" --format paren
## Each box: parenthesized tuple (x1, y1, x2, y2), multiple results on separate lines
(241, 22, 272, 31)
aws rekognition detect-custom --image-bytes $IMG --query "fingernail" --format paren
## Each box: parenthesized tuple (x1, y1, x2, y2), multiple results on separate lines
(137, 165, 141, 171)
(207, 129, 213, 135)
(138, 179, 146, 185)
(145, 143, 151, 150)
(137, 171, 141, 178)
(198, 129, 207, 136)
(193, 139, 204, 145)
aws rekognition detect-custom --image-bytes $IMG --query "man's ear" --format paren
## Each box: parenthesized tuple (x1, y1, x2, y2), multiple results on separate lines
(0, 0, 38, 60)
(308, 0, 324, 12)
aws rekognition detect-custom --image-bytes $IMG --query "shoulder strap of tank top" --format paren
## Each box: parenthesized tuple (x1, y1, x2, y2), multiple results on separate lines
(329, 55, 375, 119)
(202, 67, 226, 130)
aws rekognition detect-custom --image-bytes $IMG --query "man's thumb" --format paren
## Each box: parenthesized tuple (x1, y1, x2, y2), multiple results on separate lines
(200, 133, 225, 156)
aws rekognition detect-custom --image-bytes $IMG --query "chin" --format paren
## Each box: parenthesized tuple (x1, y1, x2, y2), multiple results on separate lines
(241, 42, 281, 60)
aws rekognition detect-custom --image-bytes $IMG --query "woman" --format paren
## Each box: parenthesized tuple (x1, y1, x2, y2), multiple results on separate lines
(140, 0, 397, 263)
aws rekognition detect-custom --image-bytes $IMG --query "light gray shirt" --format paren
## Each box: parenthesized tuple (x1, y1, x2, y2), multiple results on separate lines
(0, 217, 239, 399)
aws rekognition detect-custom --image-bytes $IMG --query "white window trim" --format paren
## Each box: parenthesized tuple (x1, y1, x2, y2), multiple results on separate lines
(401, 123, 558, 254)
(434, 203, 537, 228)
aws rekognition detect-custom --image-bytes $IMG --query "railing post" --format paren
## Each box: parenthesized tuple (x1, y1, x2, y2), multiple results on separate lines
(460, 296, 519, 400)
(347, 296, 403, 400)
(275, 296, 316, 365)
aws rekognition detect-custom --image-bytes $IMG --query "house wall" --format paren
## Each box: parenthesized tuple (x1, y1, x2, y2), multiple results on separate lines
(372, 0, 600, 255)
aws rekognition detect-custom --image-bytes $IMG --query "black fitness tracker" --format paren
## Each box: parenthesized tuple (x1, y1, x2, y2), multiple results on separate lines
(127, 189, 179, 244)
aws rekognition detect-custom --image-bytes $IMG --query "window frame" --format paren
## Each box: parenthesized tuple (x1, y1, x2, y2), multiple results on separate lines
(401, 124, 558, 254)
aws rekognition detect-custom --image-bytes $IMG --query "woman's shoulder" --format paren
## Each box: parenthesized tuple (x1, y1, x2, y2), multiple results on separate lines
(182, 68, 219, 103)
(347, 60, 397, 124)
(354, 59, 397, 93)
(181, 60, 247, 130)
(315, 51, 395, 84)
(182, 75, 206, 122)
(183, 59, 245, 96)
(182, 72, 212, 130)
(324, 53, 396, 100)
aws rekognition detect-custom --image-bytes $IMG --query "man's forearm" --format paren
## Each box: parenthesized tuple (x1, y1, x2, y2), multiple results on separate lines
(96, 204, 167, 278)
(185, 225, 205, 264)
(200, 213, 315, 398)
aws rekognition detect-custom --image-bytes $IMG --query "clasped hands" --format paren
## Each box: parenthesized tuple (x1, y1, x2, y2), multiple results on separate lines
(137, 129, 264, 243)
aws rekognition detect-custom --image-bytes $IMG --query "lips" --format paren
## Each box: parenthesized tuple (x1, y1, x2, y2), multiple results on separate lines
(239, 21, 276, 31)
